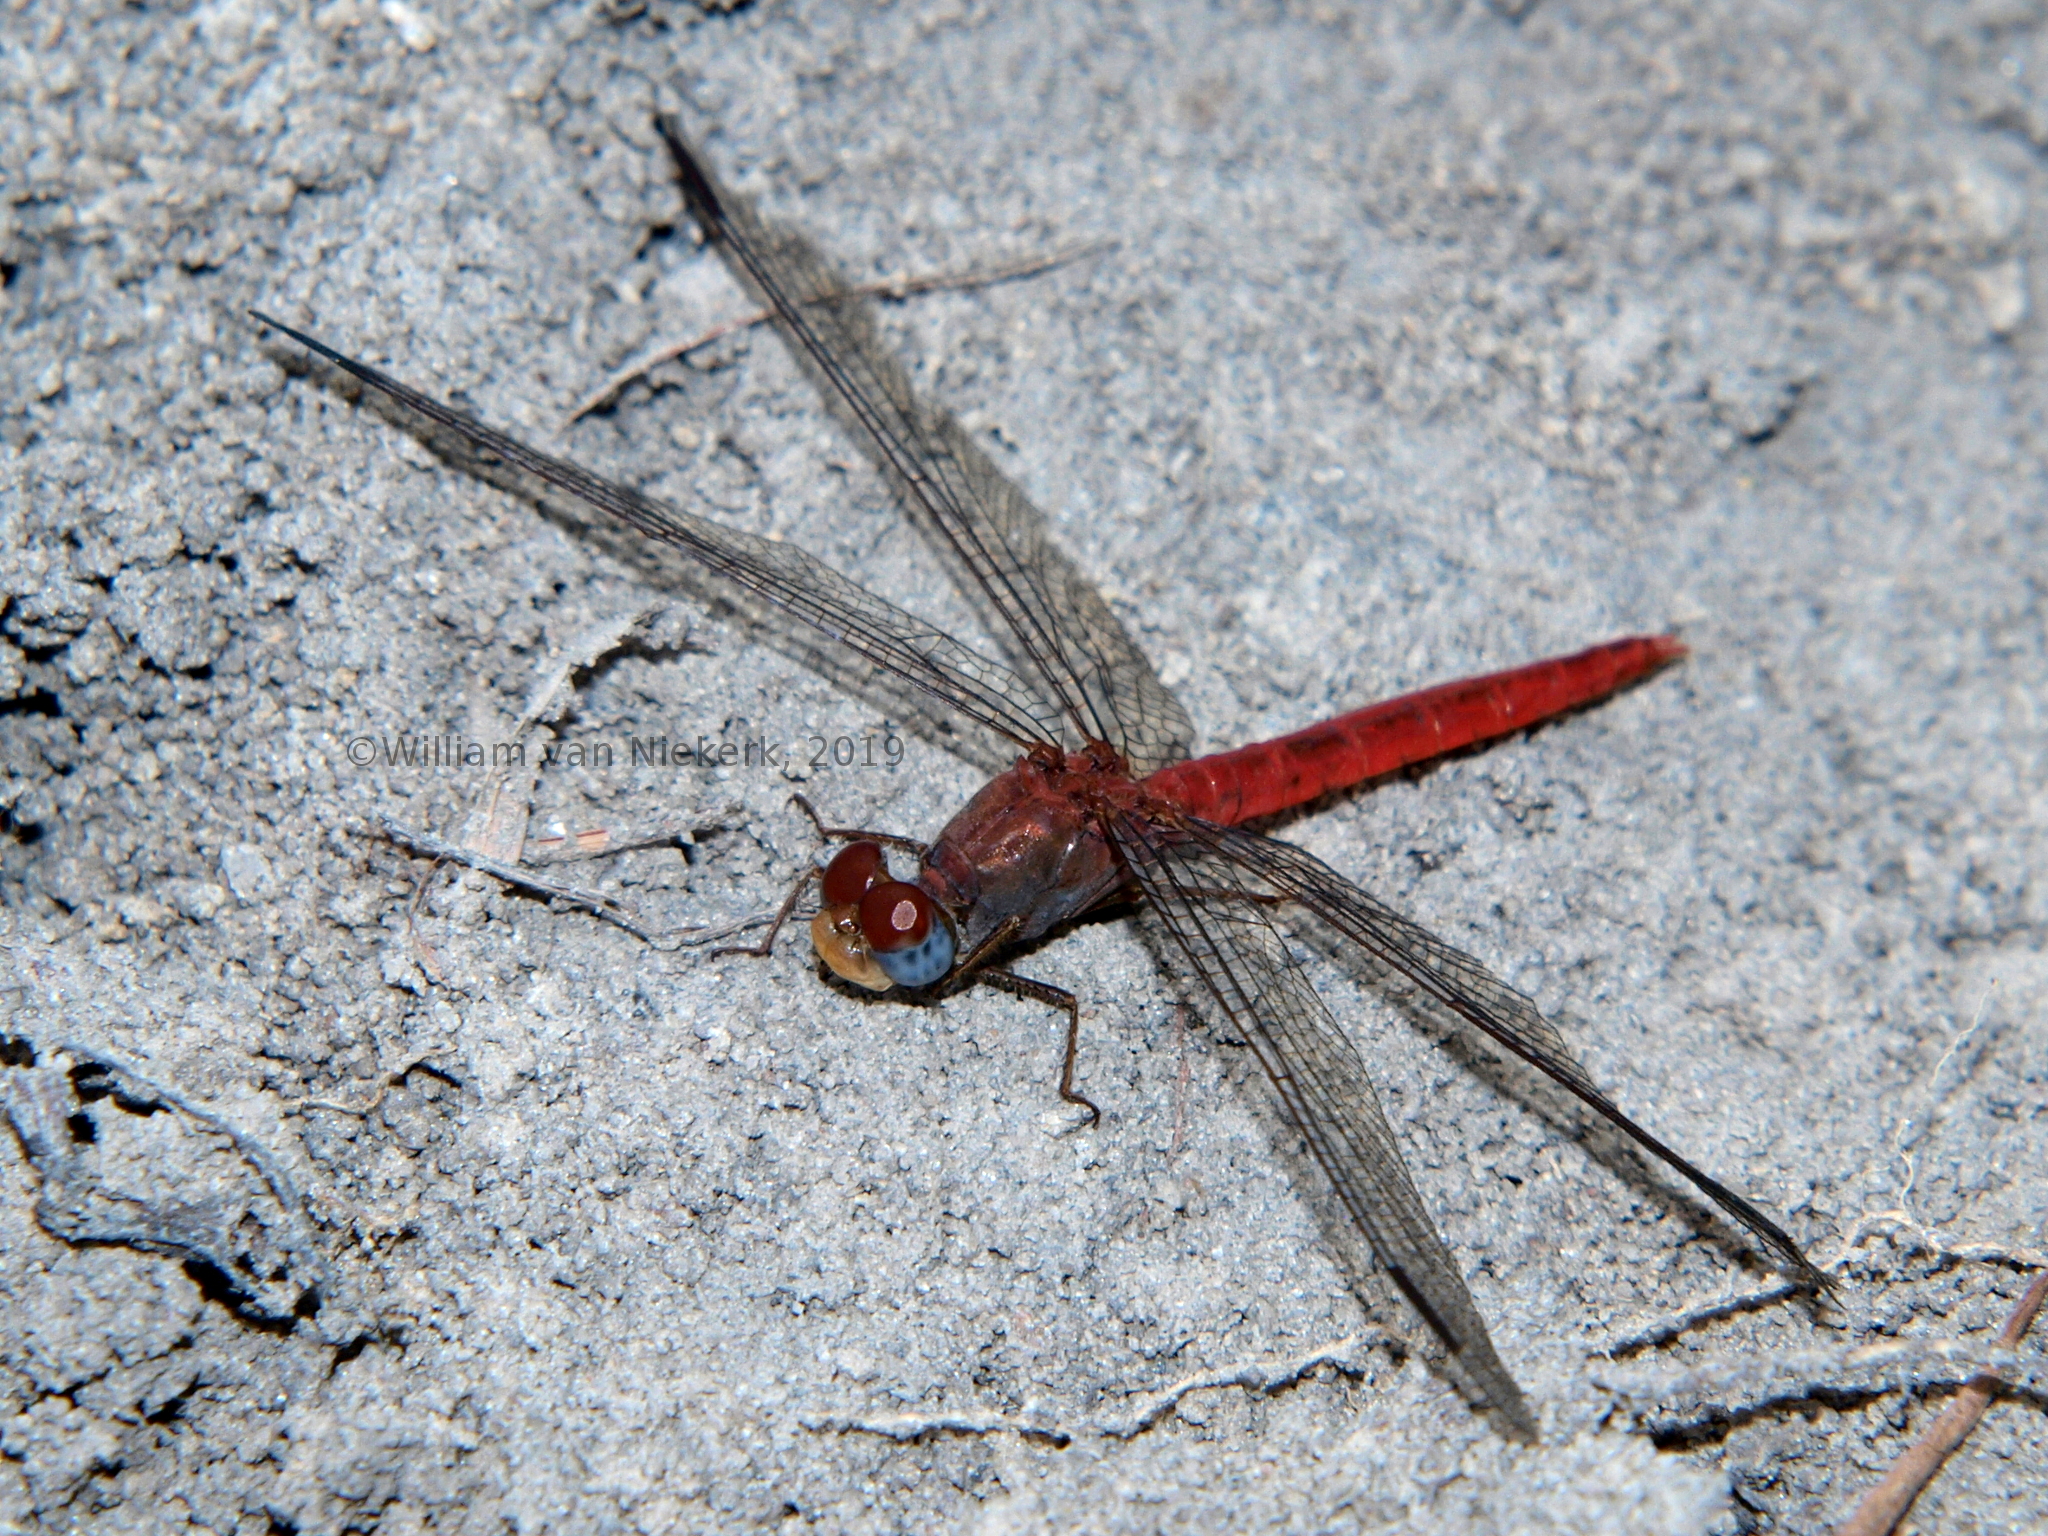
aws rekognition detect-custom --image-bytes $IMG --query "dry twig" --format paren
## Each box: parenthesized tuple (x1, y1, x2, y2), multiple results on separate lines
(800, 1330, 1392, 1445)
(376, 815, 772, 950)
(1834, 1269, 2048, 1536)
(565, 239, 1114, 422)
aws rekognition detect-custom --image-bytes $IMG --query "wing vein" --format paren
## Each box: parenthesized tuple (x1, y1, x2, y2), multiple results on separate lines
(658, 119, 1197, 773)
(1182, 818, 1823, 1288)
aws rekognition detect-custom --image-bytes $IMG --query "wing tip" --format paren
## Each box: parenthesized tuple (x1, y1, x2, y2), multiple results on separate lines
(1791, 1249, 1838, 1302)
(653, 114, 726, 230)
(246, 309, 344, 370)
(1496, 1399, 1541, 1445)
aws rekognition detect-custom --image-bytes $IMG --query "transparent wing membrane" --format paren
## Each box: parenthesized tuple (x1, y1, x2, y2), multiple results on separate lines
(659, 119, 1197, 775)
(1183, 819, 1822, 1290)
(249, 313, 1065, 757)
(1107, 810, 1538, 1439)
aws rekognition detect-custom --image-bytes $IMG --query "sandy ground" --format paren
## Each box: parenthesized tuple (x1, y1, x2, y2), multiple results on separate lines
(3, 1, 2045, 1531)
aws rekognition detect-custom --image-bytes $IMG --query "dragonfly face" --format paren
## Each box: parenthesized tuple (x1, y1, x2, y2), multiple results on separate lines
(807, 744, 1138, 994)
(809, 841, 958, 991)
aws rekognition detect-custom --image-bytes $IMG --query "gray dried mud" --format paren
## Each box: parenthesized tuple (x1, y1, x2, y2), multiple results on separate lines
(2, 2, 2044, 1532)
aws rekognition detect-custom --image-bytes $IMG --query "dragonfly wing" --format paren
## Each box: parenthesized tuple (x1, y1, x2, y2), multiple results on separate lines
(1189, 820, 1823, 1289)
(1107, 810, 1538, 1440)
(659, 119, 1198, 776)
(250, 313, 1066, 758)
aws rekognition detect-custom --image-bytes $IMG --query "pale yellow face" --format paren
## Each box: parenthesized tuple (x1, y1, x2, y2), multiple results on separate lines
(809, 907, 894, 992)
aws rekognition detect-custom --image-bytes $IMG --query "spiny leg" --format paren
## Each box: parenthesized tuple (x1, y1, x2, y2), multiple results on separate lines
(710, 863, 817, 960)
(978, 967, 1100, 1128)
(945, 912, 1019, 981)
(939, 913, 1100, 1127)
(791, 793, 927, 858)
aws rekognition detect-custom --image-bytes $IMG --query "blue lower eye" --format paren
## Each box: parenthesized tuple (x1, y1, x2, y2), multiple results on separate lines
(876, 924, 954, 988)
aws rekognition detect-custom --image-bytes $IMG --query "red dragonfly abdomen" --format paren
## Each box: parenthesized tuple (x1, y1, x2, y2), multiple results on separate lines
(1143, 635, 1685, 826)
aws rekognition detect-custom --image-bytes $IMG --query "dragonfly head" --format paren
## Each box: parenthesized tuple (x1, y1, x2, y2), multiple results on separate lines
(810, 840, 957, 991)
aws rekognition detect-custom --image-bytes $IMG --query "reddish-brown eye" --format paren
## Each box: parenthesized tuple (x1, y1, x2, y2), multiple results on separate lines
(821, 840, 887, 906)
(858, 880, 932, 952)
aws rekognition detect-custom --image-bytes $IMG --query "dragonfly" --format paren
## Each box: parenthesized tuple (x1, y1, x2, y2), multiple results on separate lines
(253, 116, 1823, 1441)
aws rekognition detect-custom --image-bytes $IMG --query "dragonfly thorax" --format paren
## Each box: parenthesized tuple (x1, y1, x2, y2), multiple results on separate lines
(919, 748, 1146, 957)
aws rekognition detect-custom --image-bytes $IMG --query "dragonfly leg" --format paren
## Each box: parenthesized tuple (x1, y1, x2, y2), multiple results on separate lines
(978, 968, 1100, 1128)
(942, 915, 1100, 1126)
(710, 864, 816, 960)
(790, 793, 927, 857)
(944, 911, 1025, 983)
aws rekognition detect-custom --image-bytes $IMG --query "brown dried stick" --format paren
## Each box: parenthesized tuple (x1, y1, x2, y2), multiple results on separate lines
(376, 815, 772, 950)
(1834, 1269, 2048, 1536)
(565, 239, 1114, 423)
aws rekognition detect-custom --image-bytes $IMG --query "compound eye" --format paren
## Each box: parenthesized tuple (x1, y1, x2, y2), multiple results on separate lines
(821, 840, 887, 906)
(858, 881, 932, 951)
(858, 880, 956, 989)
